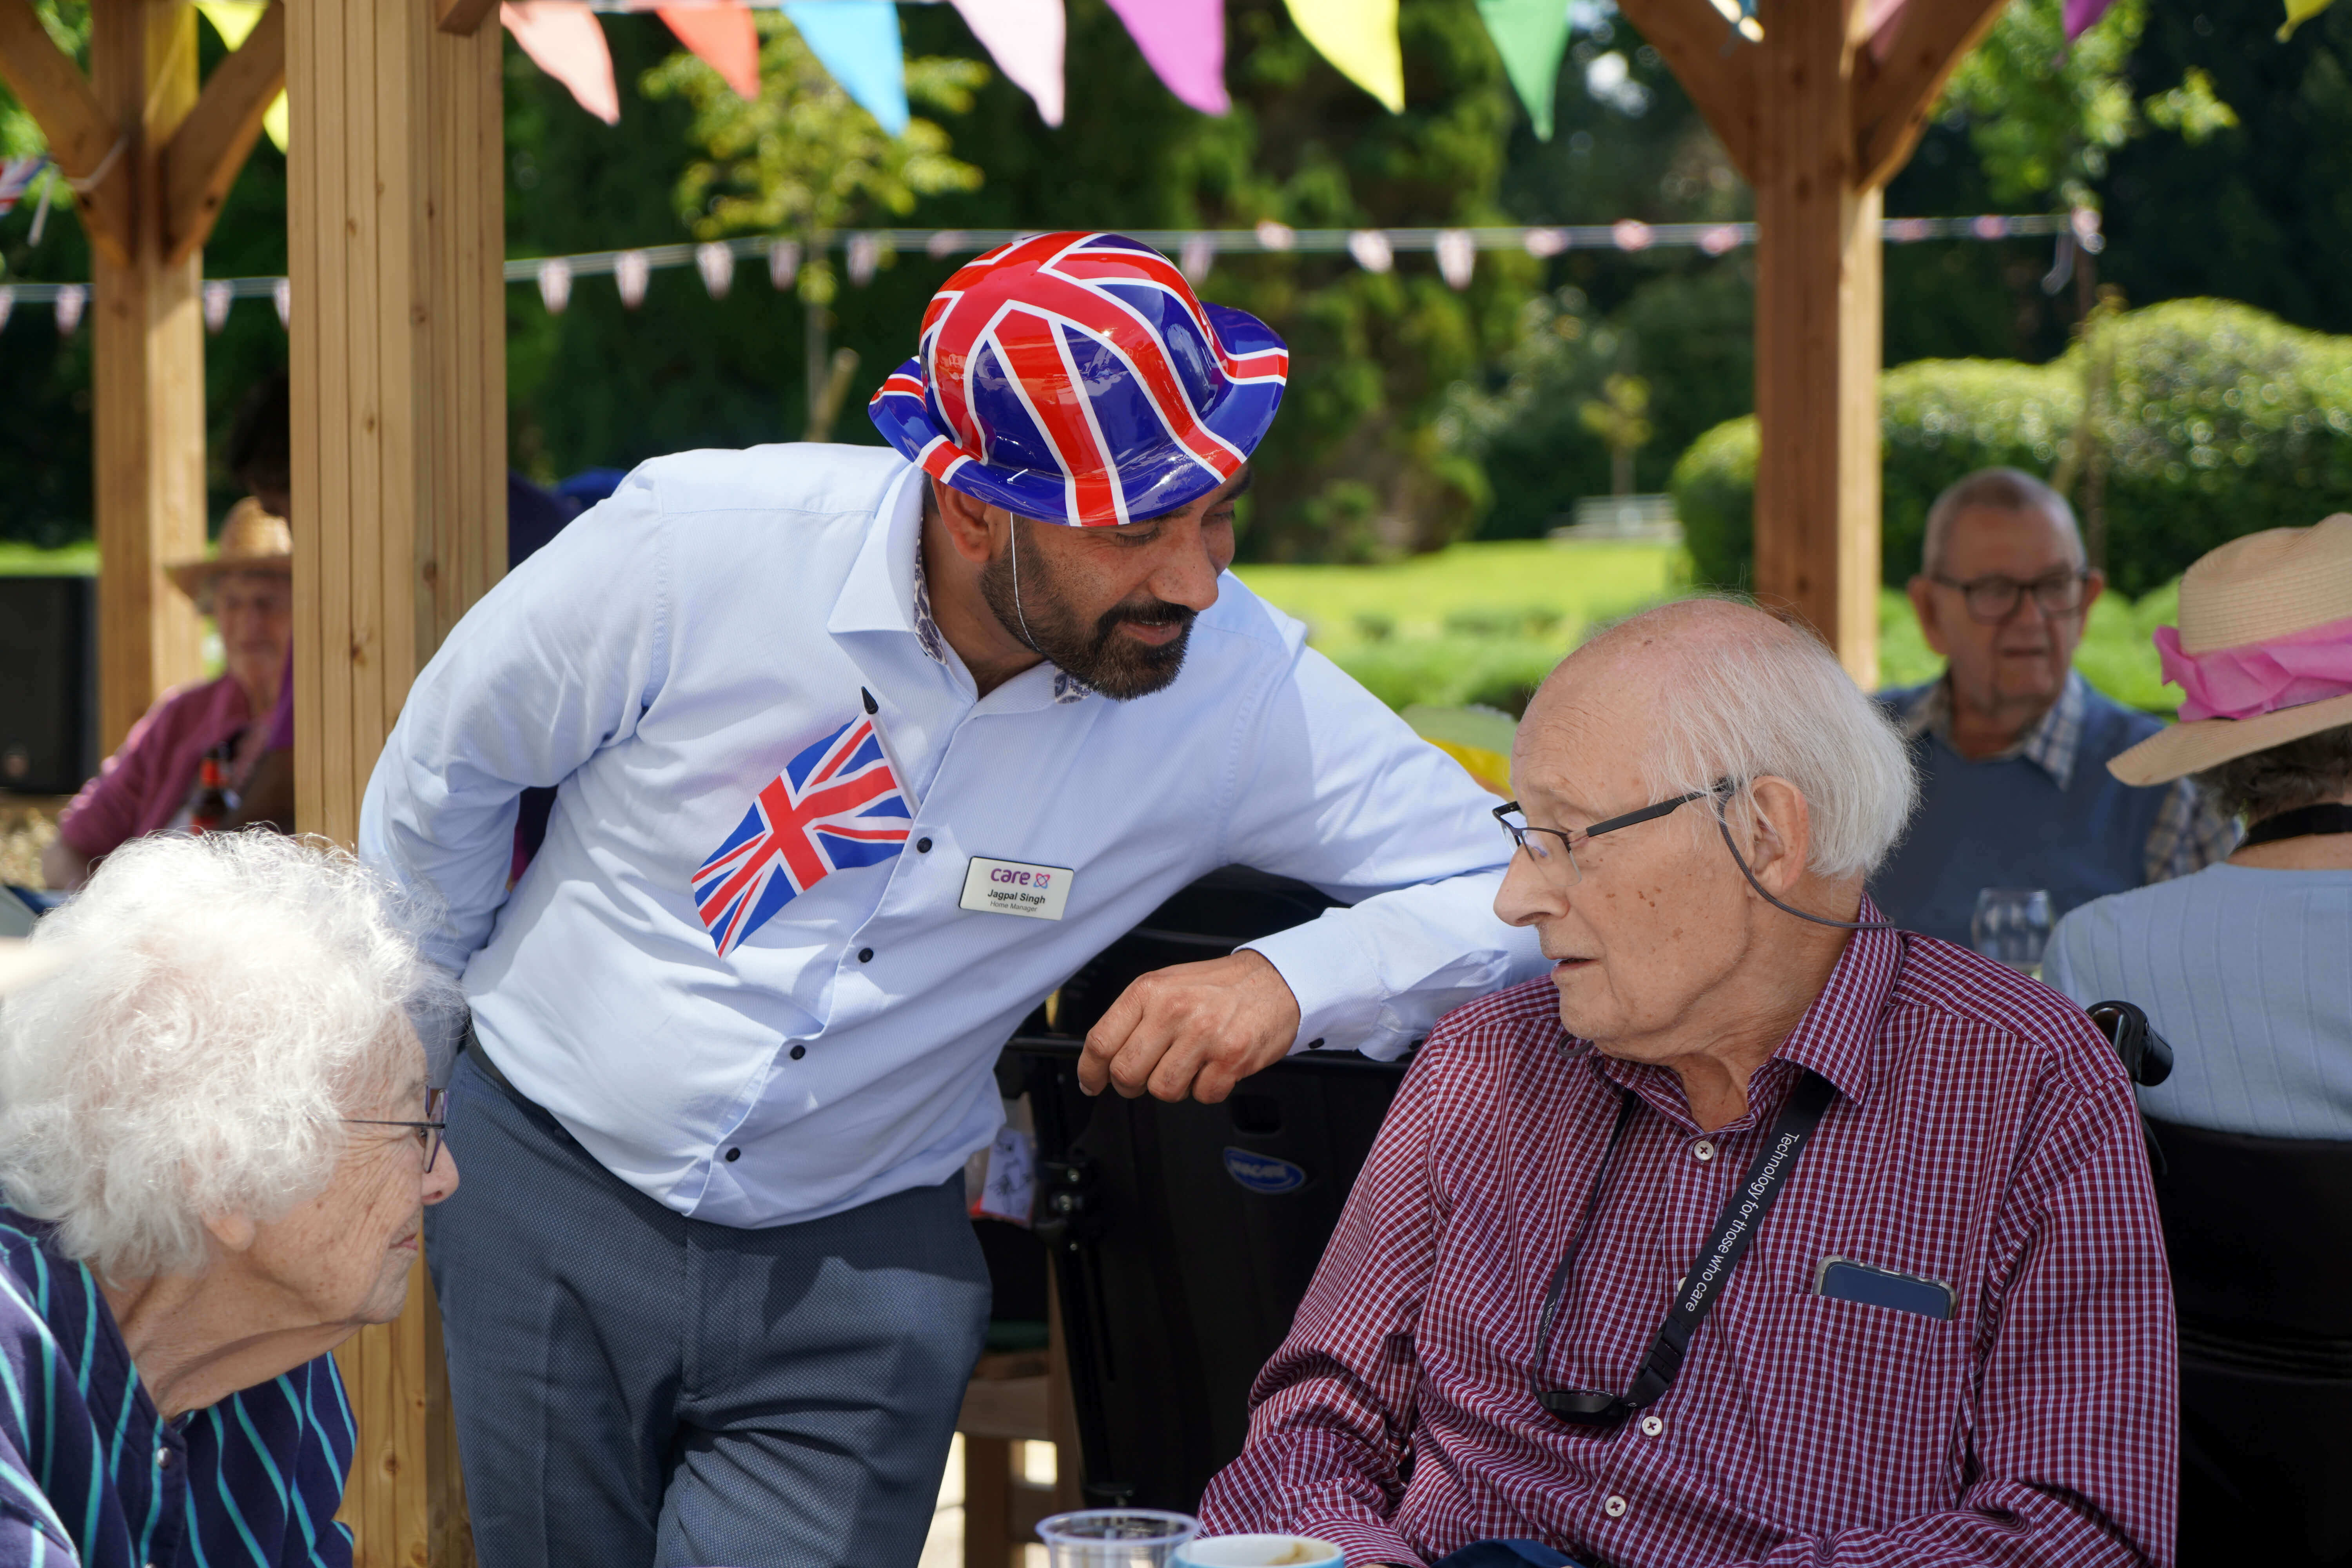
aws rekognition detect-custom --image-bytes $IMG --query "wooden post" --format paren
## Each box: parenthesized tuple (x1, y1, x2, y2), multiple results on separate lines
(286, 0, 505, 1561)
(89, 0, 206, 753)
(1751, 0, 1882, 686)
(1615, 0, 2008, 684)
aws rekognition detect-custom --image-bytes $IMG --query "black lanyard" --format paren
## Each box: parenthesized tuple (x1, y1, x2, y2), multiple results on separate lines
(1534, 1069, 1837, 1425)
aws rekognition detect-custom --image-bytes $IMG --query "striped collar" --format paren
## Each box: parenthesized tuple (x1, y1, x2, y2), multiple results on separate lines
(1894, 669, 2089, 789)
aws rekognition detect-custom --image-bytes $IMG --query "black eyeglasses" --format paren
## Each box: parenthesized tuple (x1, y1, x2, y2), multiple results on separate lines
(1493, 788, 1715, 885)
(1929, 569, 2091, 624)
(343, 1087, 448, 1172)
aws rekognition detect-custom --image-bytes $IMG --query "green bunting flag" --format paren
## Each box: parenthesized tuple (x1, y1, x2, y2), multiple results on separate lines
(1477, 0, 1573, 141)
(2279, 0, 2336, 38)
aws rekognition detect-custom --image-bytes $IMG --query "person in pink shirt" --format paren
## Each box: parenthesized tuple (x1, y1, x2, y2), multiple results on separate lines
(42, 502, 291, 890)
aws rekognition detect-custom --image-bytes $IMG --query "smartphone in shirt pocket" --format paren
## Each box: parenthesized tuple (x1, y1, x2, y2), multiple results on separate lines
(1814, 1254, 1955, 1321)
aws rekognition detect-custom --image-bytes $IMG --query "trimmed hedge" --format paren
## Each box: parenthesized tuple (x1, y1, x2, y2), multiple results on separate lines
(1673, 299, 2352, 597)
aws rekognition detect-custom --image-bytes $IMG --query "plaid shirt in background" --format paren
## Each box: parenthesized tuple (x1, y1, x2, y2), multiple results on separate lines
(1197, 915, 2176, 1568)
(1891, 670, 2238, 882)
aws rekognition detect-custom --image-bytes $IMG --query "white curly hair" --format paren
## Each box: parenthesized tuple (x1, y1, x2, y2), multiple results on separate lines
(0, 831, 459, 1280)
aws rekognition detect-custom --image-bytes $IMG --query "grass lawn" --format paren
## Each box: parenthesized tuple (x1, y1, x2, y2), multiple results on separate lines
(0, 543, 99, 575)
(1238, 540, 2180, 715)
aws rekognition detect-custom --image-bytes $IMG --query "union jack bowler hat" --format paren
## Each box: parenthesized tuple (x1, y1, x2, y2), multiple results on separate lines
(868, 231, 1288, 528)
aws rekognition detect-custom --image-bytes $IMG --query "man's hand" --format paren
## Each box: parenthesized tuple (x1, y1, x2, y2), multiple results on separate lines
(1079, 950, 1303, 1103)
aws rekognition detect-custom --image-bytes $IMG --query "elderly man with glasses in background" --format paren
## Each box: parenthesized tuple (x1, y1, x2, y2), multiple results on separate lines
(1198, 599, 2175, 1568)
(1871, 467, 2236, 946)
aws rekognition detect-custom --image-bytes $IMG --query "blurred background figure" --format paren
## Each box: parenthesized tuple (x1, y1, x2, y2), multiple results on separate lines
(40, 498, 290, 891)
(1872, 467, 2235, 945)
(2048, 516, 2352, 1140)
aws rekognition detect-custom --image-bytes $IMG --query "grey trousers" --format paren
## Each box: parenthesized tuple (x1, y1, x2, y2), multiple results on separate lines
(426, 1049, 993, 1568)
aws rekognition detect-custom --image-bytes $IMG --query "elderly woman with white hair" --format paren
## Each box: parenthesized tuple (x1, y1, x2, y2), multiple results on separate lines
(0, 831, 460, 1568)
(1200, 598, 2175, 1568)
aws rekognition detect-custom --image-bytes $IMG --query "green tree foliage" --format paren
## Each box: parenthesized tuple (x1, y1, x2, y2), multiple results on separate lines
(1941, 0, 2235, 209)
(1671, 299, 2352, 595)
(642, 16, 985, 309)
(2102, 0, 2352, 335)
(0, 2, 288, 544)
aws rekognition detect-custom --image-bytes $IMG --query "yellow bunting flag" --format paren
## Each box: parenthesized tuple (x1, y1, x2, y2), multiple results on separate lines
(1282, 0, 1405, 112)
(196, 3, 289, 151)
(2279, 0, 2336, 38)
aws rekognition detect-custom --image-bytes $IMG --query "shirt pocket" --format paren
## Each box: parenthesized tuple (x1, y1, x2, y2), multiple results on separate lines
(1774, 1291, 1972, 1520)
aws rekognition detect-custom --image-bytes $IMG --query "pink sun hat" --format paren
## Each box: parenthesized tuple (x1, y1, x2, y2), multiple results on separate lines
(2109, 514, 2352, 785)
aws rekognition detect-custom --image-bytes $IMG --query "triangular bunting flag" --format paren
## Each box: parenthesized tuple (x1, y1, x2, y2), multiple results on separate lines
(2063, 0, 2118, 38)
(784, 1, 910, 136)
(503, 2, 621, 124)
(660, 2, 762, 101)
(195, 0, 266, 51)
(951, 0, 1065, 126)
(1283, 0, 1404, 113)
(1475, 0, 1570, 140)
(1103, 0, 1228, 116)
(2279, 0, 2336, 37)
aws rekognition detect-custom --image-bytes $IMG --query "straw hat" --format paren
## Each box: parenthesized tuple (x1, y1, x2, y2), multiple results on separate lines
(2109, 514, 2352, 785)
(168, 497, 292, 600)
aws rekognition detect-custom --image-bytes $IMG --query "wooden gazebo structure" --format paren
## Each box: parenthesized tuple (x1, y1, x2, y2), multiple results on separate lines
(0, 0, 2008, 1557)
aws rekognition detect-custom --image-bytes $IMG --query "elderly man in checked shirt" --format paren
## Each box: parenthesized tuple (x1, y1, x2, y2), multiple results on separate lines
(1200, 599, 2175, 1568)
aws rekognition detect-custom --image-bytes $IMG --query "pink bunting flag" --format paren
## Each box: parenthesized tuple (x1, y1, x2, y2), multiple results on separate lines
(1104, 0, 1228, 115)
(697, 242, 735, 298)
(0, 285, 13, 332)
(1435, 229, 1475, 289)
(2064, 0, 2118, 39)
(951, 0, 1064, 126)
(272, 277, 291, 327)
(615, 250, 650, 309)
(539, 257, 573, 315)
(502, 2, 621, 125)
(202, 280, 232, 333)
(659, 2, 761, 101)
(53, 283, 85, 336)
(768, 239, 801, 290)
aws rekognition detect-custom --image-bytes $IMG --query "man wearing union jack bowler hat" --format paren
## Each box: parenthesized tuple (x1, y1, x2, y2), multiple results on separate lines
(359, 232, 1549, 1568)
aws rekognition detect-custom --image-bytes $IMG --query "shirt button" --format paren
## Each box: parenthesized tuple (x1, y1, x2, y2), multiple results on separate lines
(1691, 1139, 1716, 1163)
(858, 947, 874, 963)
(915, 837, 933, 853)
(1639, 1415, 1664, 1438)
(1603, 1496, 1628, 1519)
(1305, 1038, 1325, 1051)
(789, 1044, 806, 1060)
(724, 1147, 741, 1162)
(155, 1447, 171, 1468)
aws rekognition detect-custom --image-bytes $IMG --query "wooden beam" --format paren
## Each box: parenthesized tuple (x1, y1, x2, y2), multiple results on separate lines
(162, 0, 283, 264)
(1751, 0, 1882, 685)
(1851, 0, 2012, 189)
(436, 0, 500, 36)
(1613, 0, 1760, 183)
(89, 0, 206, 753)
(290, 0, 504, 1557)
(0, 0, 131, 263)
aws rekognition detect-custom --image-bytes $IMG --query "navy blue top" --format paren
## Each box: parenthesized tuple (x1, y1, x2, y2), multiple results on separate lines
(0, 1209, 355, 1568)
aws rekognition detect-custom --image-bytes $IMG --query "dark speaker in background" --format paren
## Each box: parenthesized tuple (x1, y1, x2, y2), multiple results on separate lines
(0, 576, 98, 796)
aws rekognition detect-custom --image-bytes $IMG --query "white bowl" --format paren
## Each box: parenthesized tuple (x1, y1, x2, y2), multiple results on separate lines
(1174, 1535, 1346, 1568)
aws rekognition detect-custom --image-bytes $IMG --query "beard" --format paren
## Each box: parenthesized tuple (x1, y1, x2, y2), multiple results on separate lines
(978, 521, 1196, 701)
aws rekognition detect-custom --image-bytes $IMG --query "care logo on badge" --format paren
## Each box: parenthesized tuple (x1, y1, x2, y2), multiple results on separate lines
(959, 857, 1074, 921)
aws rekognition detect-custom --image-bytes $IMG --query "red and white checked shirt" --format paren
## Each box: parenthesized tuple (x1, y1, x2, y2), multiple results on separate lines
(1198, 913, 2176, 1568)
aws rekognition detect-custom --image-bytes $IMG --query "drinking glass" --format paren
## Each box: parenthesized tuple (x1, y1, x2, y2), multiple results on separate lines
(1036, 1510, 1200, 1568)
(1971, 887, 2053, 973)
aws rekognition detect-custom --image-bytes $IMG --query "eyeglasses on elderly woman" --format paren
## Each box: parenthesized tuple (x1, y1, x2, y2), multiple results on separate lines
(342, 1086, 450, 1172)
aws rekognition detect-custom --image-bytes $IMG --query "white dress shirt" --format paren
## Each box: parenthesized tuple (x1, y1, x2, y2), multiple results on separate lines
(361, 443, 1544, 1228)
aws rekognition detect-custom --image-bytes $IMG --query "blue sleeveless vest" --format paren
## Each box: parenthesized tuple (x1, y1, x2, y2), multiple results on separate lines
(1870, 681, 2171, 947)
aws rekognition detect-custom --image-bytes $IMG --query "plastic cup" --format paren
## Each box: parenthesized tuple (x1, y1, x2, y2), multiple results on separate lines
(1036, 1509, 1201, 1568)
(1174, 1534, 1347, 1567)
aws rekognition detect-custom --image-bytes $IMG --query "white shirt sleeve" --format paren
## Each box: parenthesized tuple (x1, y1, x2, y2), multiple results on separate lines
(1222, 642, 1546, 1058)
(358, 476, 673, 975)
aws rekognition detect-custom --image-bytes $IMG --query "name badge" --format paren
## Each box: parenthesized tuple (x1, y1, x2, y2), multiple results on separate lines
(959, 857, 1074, 921)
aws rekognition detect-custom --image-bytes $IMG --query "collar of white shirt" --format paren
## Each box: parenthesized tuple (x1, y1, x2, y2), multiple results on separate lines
(826, 465, 1095, 708)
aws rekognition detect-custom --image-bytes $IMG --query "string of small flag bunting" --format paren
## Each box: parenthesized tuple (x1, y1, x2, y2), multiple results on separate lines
(0, 210, 2099, 335)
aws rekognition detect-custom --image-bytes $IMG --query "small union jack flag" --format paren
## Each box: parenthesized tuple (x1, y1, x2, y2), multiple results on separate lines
(692, 713, 912, 957)
(868, 231, 1287, 529)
